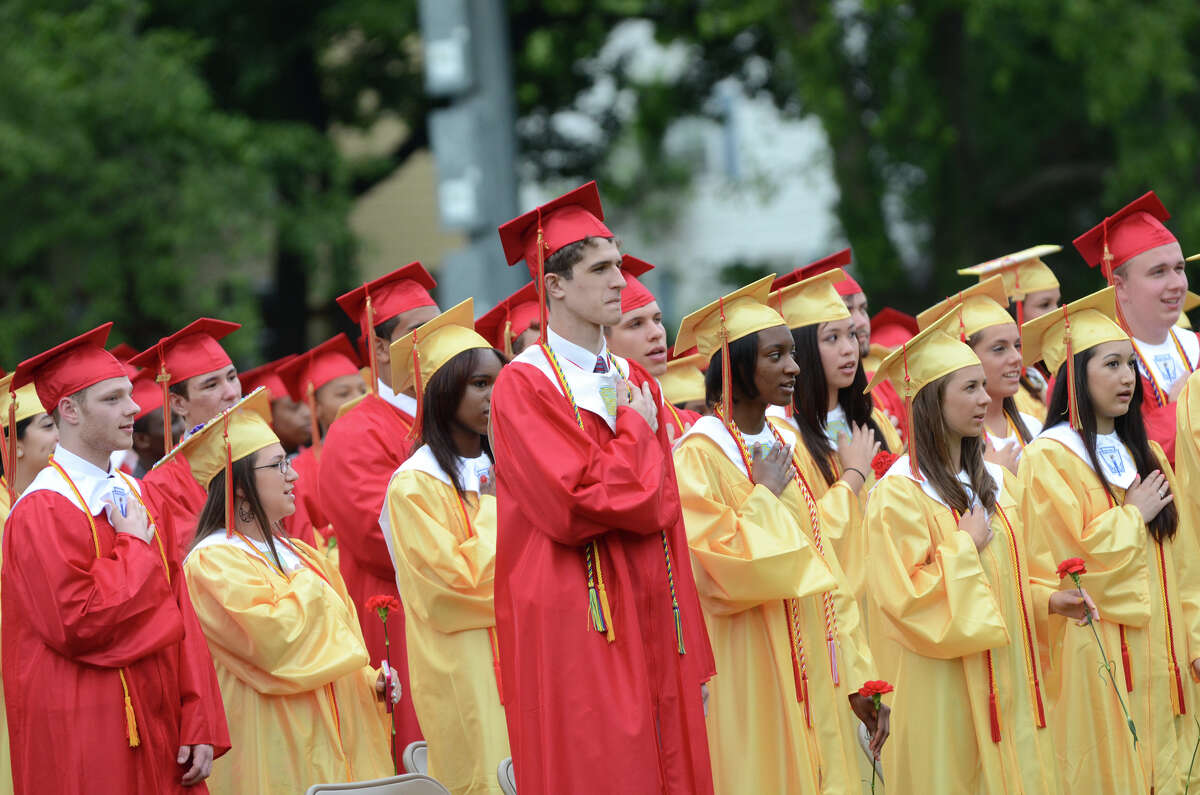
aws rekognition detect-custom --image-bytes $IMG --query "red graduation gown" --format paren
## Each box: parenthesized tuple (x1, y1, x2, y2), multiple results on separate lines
(281, 446, 325, 547)
(142, 453, 208, 551)
(317, 393, 422, 746)
(1, 489, 230, 795)
(490, 356, 715, 795)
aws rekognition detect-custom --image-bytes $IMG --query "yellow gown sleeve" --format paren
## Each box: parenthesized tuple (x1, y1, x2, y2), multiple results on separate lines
(1173, 380, 1200, 669)
(384, 470, 497, 634)
(674, 435, 836, 616)
(184, 542, 370, 695)
(865, 475, 1008, 659)
(1017, 441, 1151, 628)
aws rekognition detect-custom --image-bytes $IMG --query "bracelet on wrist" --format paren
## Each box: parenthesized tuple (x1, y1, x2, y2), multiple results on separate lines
(845, 466, 867, 483)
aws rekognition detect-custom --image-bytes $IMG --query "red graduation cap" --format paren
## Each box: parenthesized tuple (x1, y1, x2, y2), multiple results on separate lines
(128, 317, 240, 451)
(277, 334, 361, 452)
(870, 307, 919, 350)
(1072, 191, 1177, 282)
(130, 368, 165, 421)
(497, 182, 612, 279)
(619, 255, 656, 313)
(108, 342, 140, 363)
(772, 248, 862, 297)
(335, 261, 437, 392)
(475, 282, 541, 357)
(496, 182, 614, 347)
(13, 323, 127, 413)
(238, 354, 297, 402)
(129, 318, 240, 384)
(277, 335, 361, 403)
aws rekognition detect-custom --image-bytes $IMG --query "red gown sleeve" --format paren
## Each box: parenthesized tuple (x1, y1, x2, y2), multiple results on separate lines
(4, 493, 184, 667)
(319, 407, 411, 581)
(490, 365, 674, 545)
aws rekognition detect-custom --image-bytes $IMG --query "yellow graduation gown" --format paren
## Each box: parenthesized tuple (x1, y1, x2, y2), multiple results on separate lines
(1015, 381, 1047, 422)
(382, 466, 508, 795)
(675, 421, 856, 794)
(1022, 432, 1200, 794)
(866, 459, 1061, 794)
(183, 536, 392, 794)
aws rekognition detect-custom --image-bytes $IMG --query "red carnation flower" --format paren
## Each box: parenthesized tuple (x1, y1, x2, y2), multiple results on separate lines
(1056, 558, 1086, 579)
(367, 594, 402, 620)
(858, 680, 894, 698)
(871, 451, 899, 480)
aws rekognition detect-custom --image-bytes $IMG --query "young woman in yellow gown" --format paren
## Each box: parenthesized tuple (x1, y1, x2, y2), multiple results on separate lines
(864, 319, 1090, 794)
(1019, 288, 1200, 794)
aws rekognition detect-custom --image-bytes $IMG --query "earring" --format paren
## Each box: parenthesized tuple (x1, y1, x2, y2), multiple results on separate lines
(237, 501, 253, 523)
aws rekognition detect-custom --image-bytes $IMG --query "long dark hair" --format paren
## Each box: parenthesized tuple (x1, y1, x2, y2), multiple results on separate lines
(704, 332, 760, 407)
(1004, 300, 1050, 400)
(966, 329, 1034, 444)
(419, 347, 505, 497)
(790, 324, 890, 485)
(1044, 348, 1178, 543)
(911, 373, 997, 515)
(193, 452, 286, 570)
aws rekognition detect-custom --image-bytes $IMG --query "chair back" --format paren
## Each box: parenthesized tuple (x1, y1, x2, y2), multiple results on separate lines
(402, 741, 428, 775)
(497, 757, 517, 795)
(305, 773, 451, 795)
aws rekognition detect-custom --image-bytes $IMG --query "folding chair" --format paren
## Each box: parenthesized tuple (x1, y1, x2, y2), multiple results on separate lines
(497, 757, 517, 795)
(402, 741, 428, 775)
(306, 772, 451, 795)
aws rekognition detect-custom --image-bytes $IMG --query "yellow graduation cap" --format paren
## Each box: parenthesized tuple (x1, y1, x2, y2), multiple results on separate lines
(1, 373, 44, 499)
(660, 354, 706, 406)
(389, 299, 491, 440)
(1021, 287, 1127, 430)
(1178, 291, 1200, 330)
(866, 317, 981, 479)
(154, 387, 275, 533)
(674, 275, 784, 418)
(958, 245, 1061, 296)
(768, 269, 851, 330)
(916, 275, 1014, 341)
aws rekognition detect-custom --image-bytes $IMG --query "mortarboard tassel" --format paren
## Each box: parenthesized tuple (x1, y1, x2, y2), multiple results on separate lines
(902, 342, 921, 481)
(535, 210, 549, 346)
(365, 290, 380, 395)
(1063, 307, 1081, 432)
(718, 297, 732, 422)
(501, 319, 514, 359)
(155, 349, 173, 451)
(2, 386, 16, 502)
(223, 413, 234, 538)
(120, 672, 141, 747)
(956, 304, 967, 344)
(408, 330, 425, 442)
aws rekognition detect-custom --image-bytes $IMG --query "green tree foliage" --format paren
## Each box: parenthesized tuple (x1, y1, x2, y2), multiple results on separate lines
(510, 0, 1200, 307)
(0, 0, 274, 364)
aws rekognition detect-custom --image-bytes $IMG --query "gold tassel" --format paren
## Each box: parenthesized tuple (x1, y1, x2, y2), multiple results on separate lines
(120, 672, 140, 747)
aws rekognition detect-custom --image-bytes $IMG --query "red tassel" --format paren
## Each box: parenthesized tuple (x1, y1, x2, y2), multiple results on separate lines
(1120, 625, 1133, 692)
(408, 330, 424, 441)
(901, 342, 920, 480)
(718, 297, 732, 421)
(1175, 664, 1187, 716)
(223, 413, 234, 538)
(488, 627, 505, 705)
(1014, 269, 1025, 328)
(985, 650, 1001, 742)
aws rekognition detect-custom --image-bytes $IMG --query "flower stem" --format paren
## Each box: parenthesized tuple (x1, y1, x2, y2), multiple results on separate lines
(1075, 578, 1138, 748)
(383, 619, 398, 774)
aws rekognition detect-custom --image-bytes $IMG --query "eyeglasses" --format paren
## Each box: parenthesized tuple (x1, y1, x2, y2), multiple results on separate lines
(253, 457, 293, 475)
